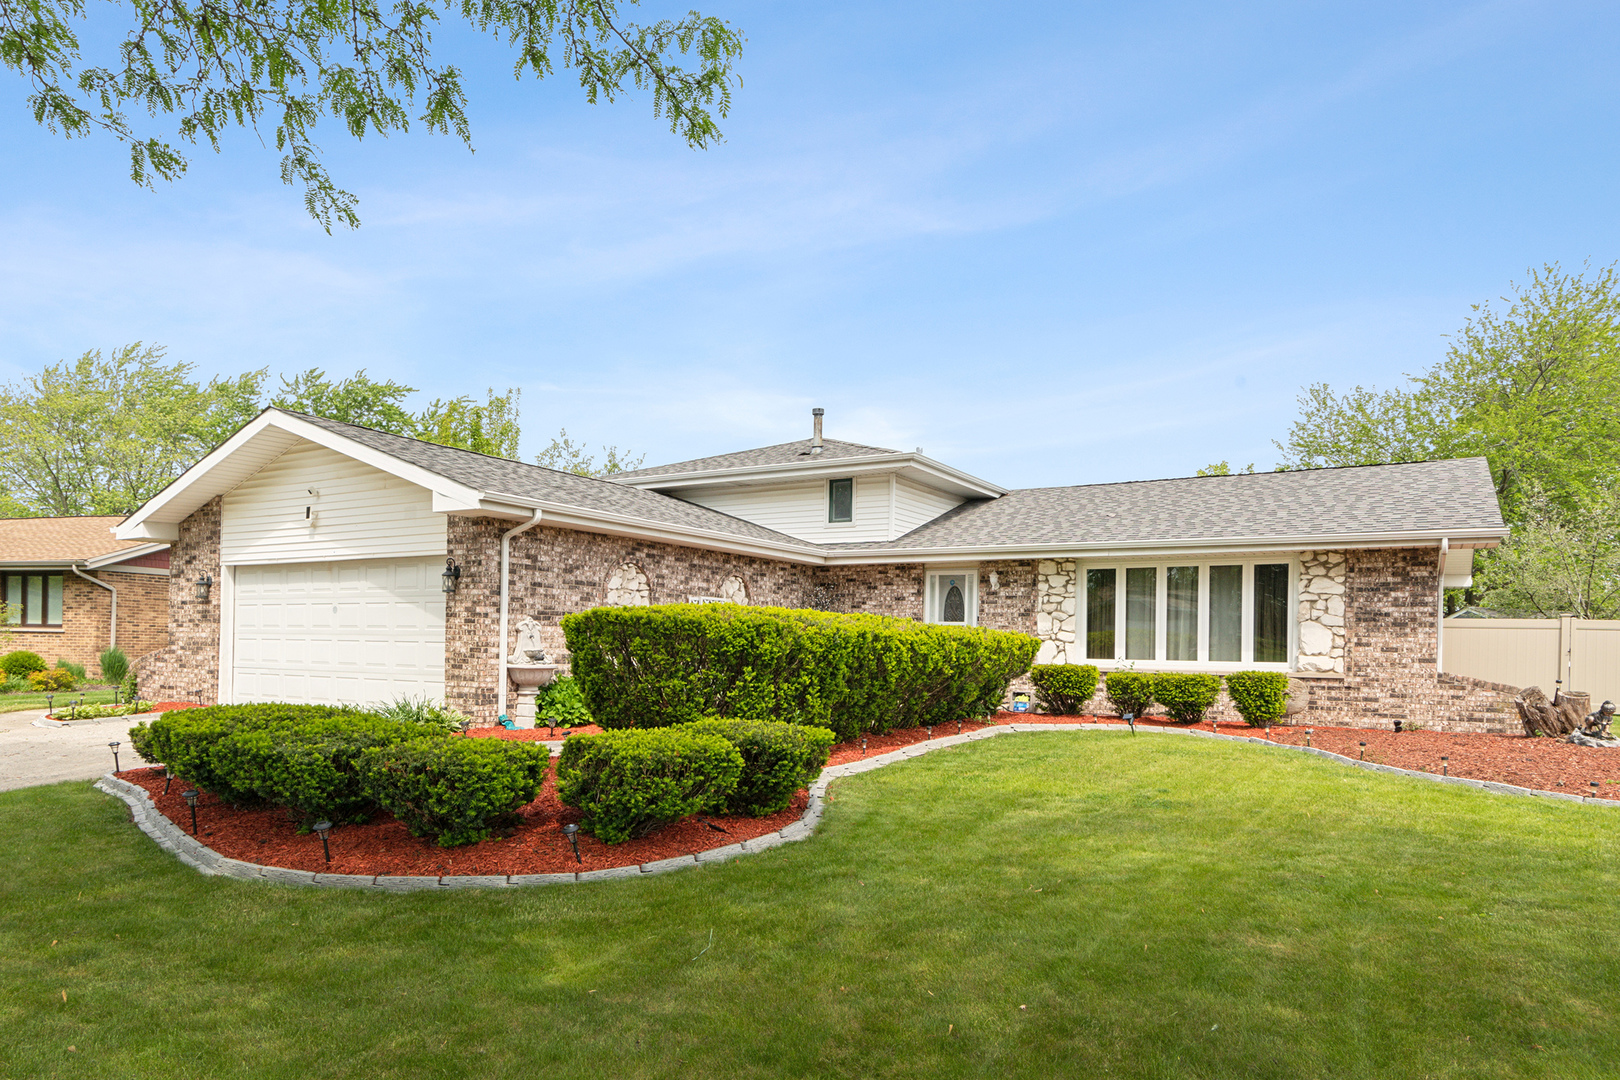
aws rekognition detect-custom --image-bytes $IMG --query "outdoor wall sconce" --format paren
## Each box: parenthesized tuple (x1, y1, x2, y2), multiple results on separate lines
(181, 789, 200, 834)
(562, 822, 581, 864)
(108, 741, 121, 774)
(194, 574, 212, 601)
(313, 820, 333, 863)
(441, 558, 461, 594)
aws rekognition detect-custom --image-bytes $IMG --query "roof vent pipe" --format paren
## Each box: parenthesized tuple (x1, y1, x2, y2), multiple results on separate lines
(811, 408, 824, 454)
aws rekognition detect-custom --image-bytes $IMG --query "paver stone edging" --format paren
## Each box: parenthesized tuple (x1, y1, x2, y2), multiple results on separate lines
(93, 724, 1615, 890)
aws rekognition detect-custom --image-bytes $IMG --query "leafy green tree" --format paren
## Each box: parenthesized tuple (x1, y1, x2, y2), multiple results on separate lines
(418, 388, 521, 458)
(271, 369, 421, 435)
(534, 427, 644, 475)
(1475, 480, 1620, 619)
(3, 0, 743, 229)
(1195, 461, 1254, 476)
(0, 344, 266, 515)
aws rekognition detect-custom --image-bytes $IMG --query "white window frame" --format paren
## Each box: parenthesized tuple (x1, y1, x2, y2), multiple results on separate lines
(826, 477, 856, 527)
(1077, 557, 1296, 672)
(925, 567, 978, 626)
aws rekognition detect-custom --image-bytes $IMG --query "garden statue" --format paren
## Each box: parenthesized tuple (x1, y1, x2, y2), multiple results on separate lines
(1567, 700, 1619, 749)
(508, 616, 548, 664)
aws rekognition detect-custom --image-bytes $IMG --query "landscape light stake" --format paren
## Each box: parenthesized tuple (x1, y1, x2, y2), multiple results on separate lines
(861, 737, 867, 757)
(45, 693, 54, 717)
(1210, 718, 1217, 734)
(108, 741, 121, 774)
(562, 823, 581, 864)
(113, 686, 121, 706)
(164, 767, 174, 795)
(927, 726, 933, 740)
(1393, 720, 1403, 734)
(956, 719, 962, 735)
(181, 790, 199, 835)
(459, 719, 472, 737)
(1124, 713, 1136, 735)
(1359, 742, 1366, 761)
(313, 820, 332, 863)
(1441, 756, 1448, 776)
(1305, 728, 1313, 748)
(1592, 782, 1601, 799)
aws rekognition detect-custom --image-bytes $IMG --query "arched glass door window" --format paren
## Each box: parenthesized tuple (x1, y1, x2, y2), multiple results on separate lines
(927, 569, 977, 626)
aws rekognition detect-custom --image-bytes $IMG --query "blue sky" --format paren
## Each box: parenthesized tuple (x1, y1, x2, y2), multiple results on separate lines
(4, 0, 1619, 487)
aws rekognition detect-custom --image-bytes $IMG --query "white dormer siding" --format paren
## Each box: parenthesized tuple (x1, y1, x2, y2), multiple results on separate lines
(676, 474, 963, 544)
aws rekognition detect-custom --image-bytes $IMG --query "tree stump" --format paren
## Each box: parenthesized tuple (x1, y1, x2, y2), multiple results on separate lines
(1514, 687, 1591, 736)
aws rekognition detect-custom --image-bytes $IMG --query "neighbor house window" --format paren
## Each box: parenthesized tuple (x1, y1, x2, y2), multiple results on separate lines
(4, 573, 64, 627)
(1078, 560, 1293, 668)
(828, 478, 854, 523)
(926, 569, 977, 626)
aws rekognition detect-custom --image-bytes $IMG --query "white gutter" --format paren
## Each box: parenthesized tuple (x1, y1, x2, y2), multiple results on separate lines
(1437, 537, 1448, 673)
(69, 564, 116, 650)
(496, 509, 544, 722)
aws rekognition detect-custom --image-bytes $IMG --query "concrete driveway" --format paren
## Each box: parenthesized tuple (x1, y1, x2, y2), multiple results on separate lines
(0, 708, 145, 791)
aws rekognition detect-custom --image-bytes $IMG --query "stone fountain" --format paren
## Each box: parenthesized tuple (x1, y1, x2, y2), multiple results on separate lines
(505, 617, 559, 729)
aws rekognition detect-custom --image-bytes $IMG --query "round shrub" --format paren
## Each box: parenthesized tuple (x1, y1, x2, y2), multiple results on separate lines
(1104, 671, 1155, 717)
(1028, 664, 1100, 715)
(682, 717, 835, 816)
(1150, 673, 1223, 723)
(1225, 671, 1293, 726)
(359, 738, 549, 847)
(28, 667, 76, 692)
(555, 727, 744, 844)
(1, 650, 46, 678)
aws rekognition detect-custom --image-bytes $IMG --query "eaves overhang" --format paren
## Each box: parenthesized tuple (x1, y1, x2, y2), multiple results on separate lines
(612, 452, 1007, 500)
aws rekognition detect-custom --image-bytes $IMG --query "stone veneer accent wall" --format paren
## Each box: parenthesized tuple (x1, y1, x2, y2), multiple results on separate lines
(1295, 550, 1347, 673)
(132, 497, 222, 704)
(1031, 559, 1078, 665)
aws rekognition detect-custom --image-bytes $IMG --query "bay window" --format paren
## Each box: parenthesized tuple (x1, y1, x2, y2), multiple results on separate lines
(1078, 559, 1294, 669)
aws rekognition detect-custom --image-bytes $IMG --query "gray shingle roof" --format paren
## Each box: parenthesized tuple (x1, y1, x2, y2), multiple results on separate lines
(611, 438, 901, 480)
(840, 458, 1504, 551)
(289, 412, 823, 552)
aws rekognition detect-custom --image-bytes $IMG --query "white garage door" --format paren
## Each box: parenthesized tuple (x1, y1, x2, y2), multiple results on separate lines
(232, 558, 446, 706)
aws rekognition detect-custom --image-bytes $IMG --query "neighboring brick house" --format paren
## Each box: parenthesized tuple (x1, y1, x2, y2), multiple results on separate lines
(115, 407, 1518, 732)
(0, 516, 171, 677)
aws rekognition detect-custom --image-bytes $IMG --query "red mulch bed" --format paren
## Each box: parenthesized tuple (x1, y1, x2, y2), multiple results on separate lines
(115, 712, 1620, 878)
(467, 723, 605, 740)
(150, 702, 204, 713)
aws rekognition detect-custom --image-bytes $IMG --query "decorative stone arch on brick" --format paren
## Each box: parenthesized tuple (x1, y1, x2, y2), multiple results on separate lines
(718, 574, 749, 605)
(605, 562, 650, 607)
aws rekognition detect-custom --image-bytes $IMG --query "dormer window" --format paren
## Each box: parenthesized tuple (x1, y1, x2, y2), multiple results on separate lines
(828, 478, 854, 523)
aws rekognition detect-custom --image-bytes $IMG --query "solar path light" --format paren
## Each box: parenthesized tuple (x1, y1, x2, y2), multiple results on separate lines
(1441, 756, 1448, 776)
(163, 767, 174, 795)
(860, 736, 867, 757)
(1359, 742, 1367, 761)
(1124, 712, 1135, 735)
(1305, 728, 1313, 748)
(181, 790, 199, 834)
(108, 741, 121, 773)
(313, 820, 333, 862)
(562, 823, 581, 864)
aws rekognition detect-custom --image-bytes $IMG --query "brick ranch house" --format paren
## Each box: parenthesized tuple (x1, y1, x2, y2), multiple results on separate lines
(115, 407, 1520, 732)
(0, 516, 171, 673)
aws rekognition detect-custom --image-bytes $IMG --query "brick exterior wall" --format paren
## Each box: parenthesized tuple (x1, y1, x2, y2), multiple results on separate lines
(132, 497, 221, 704)
(7, 568, 170, 678)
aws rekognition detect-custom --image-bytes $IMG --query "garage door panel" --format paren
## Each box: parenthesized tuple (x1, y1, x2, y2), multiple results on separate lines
(234, 556, 445, 707)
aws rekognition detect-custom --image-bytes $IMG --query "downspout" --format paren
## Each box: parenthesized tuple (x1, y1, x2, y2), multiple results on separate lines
(497, 509, 544, 722)
(70, 564, 116, 650)
(1436, 538, 1448, 674)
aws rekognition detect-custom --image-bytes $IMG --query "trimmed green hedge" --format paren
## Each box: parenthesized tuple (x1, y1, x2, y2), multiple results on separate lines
(1104, 671, 1155, 717)
(1028, 664, 1100, 715)
(1150, 673, 1223, 723)
(682, 717, 835, 816)
(1225, 671, 1292, 726)
(561, 603, 1038, 738)
(555, 728, 744, 844)
(358, 738, 550, 846)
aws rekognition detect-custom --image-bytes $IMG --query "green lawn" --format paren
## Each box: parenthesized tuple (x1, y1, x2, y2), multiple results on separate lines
(0, 689, 117, 714)
(1, 734, 1615, 1079)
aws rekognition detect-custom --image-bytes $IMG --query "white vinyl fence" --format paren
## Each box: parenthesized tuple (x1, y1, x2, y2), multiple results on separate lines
(1443, 616, 1620, 707)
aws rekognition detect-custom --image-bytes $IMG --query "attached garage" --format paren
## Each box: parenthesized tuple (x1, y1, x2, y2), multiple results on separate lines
(230, 558, 445, 706)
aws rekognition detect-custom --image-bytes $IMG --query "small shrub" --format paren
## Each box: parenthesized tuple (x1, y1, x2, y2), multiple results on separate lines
(0, 675, 30, 694)
(682, 717, 836, 816)
(1104, 671, 1155, 717)
(1225, 671, 1292, 727)
(54, 701, 152, 721)
(120, 669, 138, 703)
(535, 675, 593, 728)
(367, 695, 468, 734)
(1029, 664, 1100, 715)
(55, 659, 87, 681)
(359, 738, 549, 846)
(28, 668, 76, 692)
(1151, 673, 1223, 723)
(1, 650, 46, 678)
(98, 647, 130, 684)
(556, 728, 743, 844)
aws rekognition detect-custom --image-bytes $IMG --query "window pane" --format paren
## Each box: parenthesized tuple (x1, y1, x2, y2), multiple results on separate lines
(24, 575, 42, 625)
(1167, 566, 1198, 661)
(829, 479, 853, 522)
(1126, 566, 1156, 660)
(1209, 565, 1242, 662)
(1086, 569, 1115, 659)
(46, 575, 63, 625)
(937, 573, 968, 624)
(1254, 563, 1289, 663)
(4, 576, 19, 624)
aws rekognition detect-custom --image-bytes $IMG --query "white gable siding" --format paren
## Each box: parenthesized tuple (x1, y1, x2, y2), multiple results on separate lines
(893, 477, 965, 537)
(221, 442, 447, 565)
(680, 476, 894, 543)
